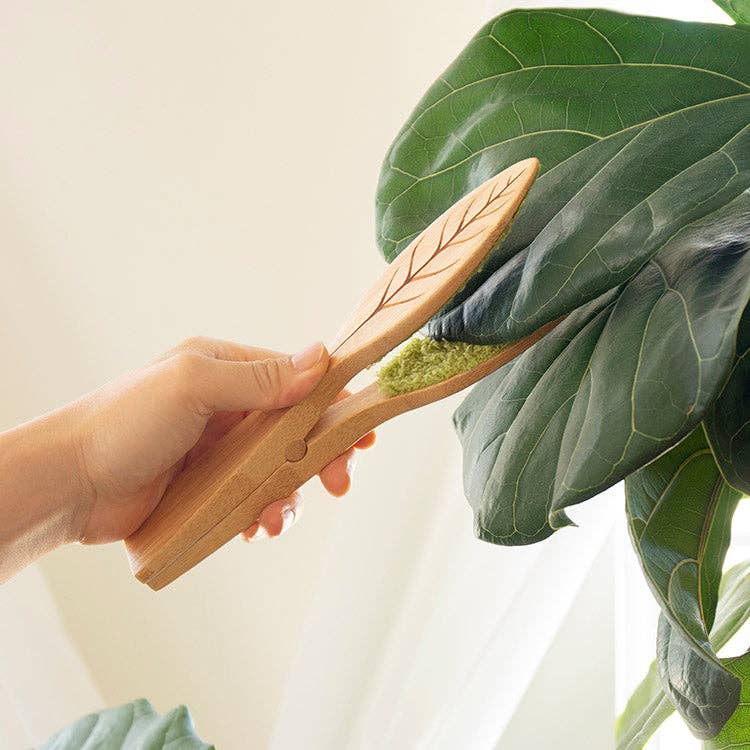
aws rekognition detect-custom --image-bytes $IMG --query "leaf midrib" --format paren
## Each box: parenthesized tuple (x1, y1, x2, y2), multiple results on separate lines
(696, 474, 725, 627)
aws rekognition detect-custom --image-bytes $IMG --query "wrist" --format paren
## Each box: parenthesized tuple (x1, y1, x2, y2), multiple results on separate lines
(0, 405, 93, 578)
(53, 402, 98, 543)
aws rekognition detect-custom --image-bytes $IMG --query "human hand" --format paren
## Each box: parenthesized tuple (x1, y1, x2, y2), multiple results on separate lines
(68, 337, 374, 545)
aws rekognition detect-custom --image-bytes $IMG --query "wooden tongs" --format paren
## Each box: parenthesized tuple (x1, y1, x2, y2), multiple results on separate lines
(126, 157, 552, 589)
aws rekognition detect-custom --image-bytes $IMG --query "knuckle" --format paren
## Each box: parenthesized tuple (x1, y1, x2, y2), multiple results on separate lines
(170, 352, 205, 391)
(249, 357, 291, 408)
(177, 336, 209, 353)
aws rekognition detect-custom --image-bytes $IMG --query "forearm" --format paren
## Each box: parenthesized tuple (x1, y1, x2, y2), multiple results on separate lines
(0, 338, 354, 580)
(0, 407, 86, 582)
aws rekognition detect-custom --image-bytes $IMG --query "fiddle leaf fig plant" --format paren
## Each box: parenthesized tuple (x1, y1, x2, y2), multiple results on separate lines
(376, 2, 750, 744)
(39, 700, 213, 750)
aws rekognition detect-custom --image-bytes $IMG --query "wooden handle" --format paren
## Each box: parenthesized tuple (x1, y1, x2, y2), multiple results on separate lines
(133, 320, 560, 590)
(125, 159, 540, 588)
(124, 361, 348, 584)
(329, 158, 539, 372)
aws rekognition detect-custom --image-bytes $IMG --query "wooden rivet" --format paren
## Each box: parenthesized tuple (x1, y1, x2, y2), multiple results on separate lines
(285, 439, 308, 462)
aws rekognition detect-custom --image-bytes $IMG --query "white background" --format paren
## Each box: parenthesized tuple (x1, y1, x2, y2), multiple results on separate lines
(0, 0, 738, 748)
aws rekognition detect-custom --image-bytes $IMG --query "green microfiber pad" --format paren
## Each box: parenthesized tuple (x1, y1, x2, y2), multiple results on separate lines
(377, 337, 507, 396)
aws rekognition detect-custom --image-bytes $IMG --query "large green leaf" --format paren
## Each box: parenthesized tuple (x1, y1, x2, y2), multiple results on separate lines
(705, 305, 750, 495)
(378, 9, 750, 264)
(40, 699, 214, 750)
(452, 195, 750, 543)
(625, 427, 743, 738)
(376, 8, 750, 541)
(615, 561, 750, 750)
(453, 292, 617, 542)
(428, 110, 750, 347)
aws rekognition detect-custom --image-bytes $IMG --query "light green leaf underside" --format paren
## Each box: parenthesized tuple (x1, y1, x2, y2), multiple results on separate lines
(40, 699, 214, 750)
(713, 0, 750, 24)
(615, 561, 750, 750)
(615, 661, 674, 750)
(705, 653, 750, 749)
(625, 427, 743, 738)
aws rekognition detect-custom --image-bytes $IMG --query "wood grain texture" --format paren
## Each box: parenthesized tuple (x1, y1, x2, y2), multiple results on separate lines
(125, 158, 540, 589)
(330, 158, 539, 372)
(143, 318, 560, 589)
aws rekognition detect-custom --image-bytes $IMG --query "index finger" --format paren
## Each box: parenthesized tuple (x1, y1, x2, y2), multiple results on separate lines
(164, 336, 285, 363)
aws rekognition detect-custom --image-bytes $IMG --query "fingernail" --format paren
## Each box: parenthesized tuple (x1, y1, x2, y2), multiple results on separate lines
(282, 507, 295, 528)
(292, 342, 324, 372)
(347, 454, 357, 479)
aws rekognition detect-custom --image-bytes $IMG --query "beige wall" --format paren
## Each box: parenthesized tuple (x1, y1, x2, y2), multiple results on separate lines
(4, 2, 705, 748)
(0, 2, 488, 747)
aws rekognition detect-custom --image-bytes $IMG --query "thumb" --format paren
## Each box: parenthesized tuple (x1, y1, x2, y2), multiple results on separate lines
(189, 342, 329, 413)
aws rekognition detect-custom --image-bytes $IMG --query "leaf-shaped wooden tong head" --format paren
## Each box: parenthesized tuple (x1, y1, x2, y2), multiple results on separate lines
(125, 158, 541, 589)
